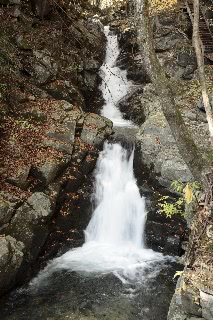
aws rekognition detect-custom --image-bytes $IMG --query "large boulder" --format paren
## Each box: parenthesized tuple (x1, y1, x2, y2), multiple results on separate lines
(200, 290, 213, 320)
(22, 49, 58, 85)
(30, 156, 72, 188)
(176, 51, 197, 68)
(118, 87, 145, 124)
(0, 236, 24, 296)
(168, 277, 202, 320)
(8, 192, 55, 261)
(137, 111, 193, 185)
(80, 113, 113, 147)
(154, 27, 188, 52)
(129, 82, 210, 187)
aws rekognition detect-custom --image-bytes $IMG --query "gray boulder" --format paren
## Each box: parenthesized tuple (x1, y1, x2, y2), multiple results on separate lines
(12, 192, 53, 225)
(0, 236, 24, 296)
(7, 165, 31, 190)
(177, 51, 197, 68)
(8, 192, 55, 260)
(81, 113, 113, 146)
(155, 28, 187, 52)
(137, 111, 193, 185)
(33, 49, 58, 85)
(200, 290, 213, 320)
(31, 156, 72, 187)
(0, 193, 21, 229)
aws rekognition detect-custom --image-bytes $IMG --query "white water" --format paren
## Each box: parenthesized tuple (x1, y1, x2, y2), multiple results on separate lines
(100, 26, 133, 127)
(85, 143, 145, 246)
(30, 143, 168, 287)
(30, 27, 170, 288)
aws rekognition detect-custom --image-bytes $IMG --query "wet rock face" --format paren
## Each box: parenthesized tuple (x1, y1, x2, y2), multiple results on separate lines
(145, 211, 184, 256)
(111, 12, 208, 187)
(118, 87, 145, 125)
(168, 278, 213, 320)
(115, 26, 150, 84)
(0, 236, 24, 296)
(3, 192, 57, 282)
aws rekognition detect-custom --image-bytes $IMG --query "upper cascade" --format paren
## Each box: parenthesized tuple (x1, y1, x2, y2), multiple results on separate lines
(100, 26, 133, 127)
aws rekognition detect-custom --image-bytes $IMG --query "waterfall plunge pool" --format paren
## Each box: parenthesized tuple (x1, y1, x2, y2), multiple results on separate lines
(0, 142, 179, 320)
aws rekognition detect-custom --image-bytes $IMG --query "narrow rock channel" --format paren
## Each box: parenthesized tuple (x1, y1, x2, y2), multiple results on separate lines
(0, 24, 182, 320)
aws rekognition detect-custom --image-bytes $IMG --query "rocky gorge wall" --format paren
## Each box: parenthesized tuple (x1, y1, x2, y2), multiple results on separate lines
(113, 7, 212, 189)
(0, 3, 212, 319)
(0, 0, 113, 296)
(110, 3, 213, 320)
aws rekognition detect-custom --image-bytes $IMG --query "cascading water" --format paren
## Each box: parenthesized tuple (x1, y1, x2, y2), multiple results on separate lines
(86, 143, 145, 246)
(31, 142, 166, 286)
(29, 26, 169, 287)
(0, 25, 177, 320)
(99, 26, 132, 126)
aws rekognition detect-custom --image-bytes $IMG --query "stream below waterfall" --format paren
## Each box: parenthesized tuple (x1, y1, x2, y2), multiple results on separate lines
(0, 26, 180, 320)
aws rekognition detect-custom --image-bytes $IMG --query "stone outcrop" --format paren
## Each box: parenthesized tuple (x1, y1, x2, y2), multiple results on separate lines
(114, 10, 211, 188)
(0, 0, 113, 295)
(168, 212, 213, 320)
(111, 9, 213, 320)
(0, 236, 24, 296)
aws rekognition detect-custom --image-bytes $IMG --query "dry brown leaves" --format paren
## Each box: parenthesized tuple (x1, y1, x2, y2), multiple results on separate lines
(0, 99, 67, 198)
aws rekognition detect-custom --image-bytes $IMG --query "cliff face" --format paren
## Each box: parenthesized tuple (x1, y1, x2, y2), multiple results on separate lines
(0, 0, 113, 295)
(113, 8, 212, 189)
(109, 3, 213, 320)
(168, 204, 213, 320)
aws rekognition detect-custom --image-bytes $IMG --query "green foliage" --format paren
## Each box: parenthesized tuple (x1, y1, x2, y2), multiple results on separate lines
(158, 180, 201, 218)
(171, 179, 184, 193)
(158, 195, 184, 218)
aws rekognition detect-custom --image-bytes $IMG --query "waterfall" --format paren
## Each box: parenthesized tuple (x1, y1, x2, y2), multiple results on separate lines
(30, 142, 166, 286)
(30, 27, 169, 288)
(85, 143, 145, 247)
(100, 26, 132, 127)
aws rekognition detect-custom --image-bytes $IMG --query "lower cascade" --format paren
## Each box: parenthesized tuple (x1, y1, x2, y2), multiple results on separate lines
(31, 142, 167, 287)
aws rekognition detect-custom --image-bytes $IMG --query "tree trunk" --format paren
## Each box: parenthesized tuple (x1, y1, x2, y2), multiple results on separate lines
(193, 0, 213, 144)
(135, 0, 206, 183)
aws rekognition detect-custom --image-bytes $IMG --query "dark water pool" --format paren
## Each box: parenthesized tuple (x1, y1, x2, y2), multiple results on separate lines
(0, 260, 179, 320)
